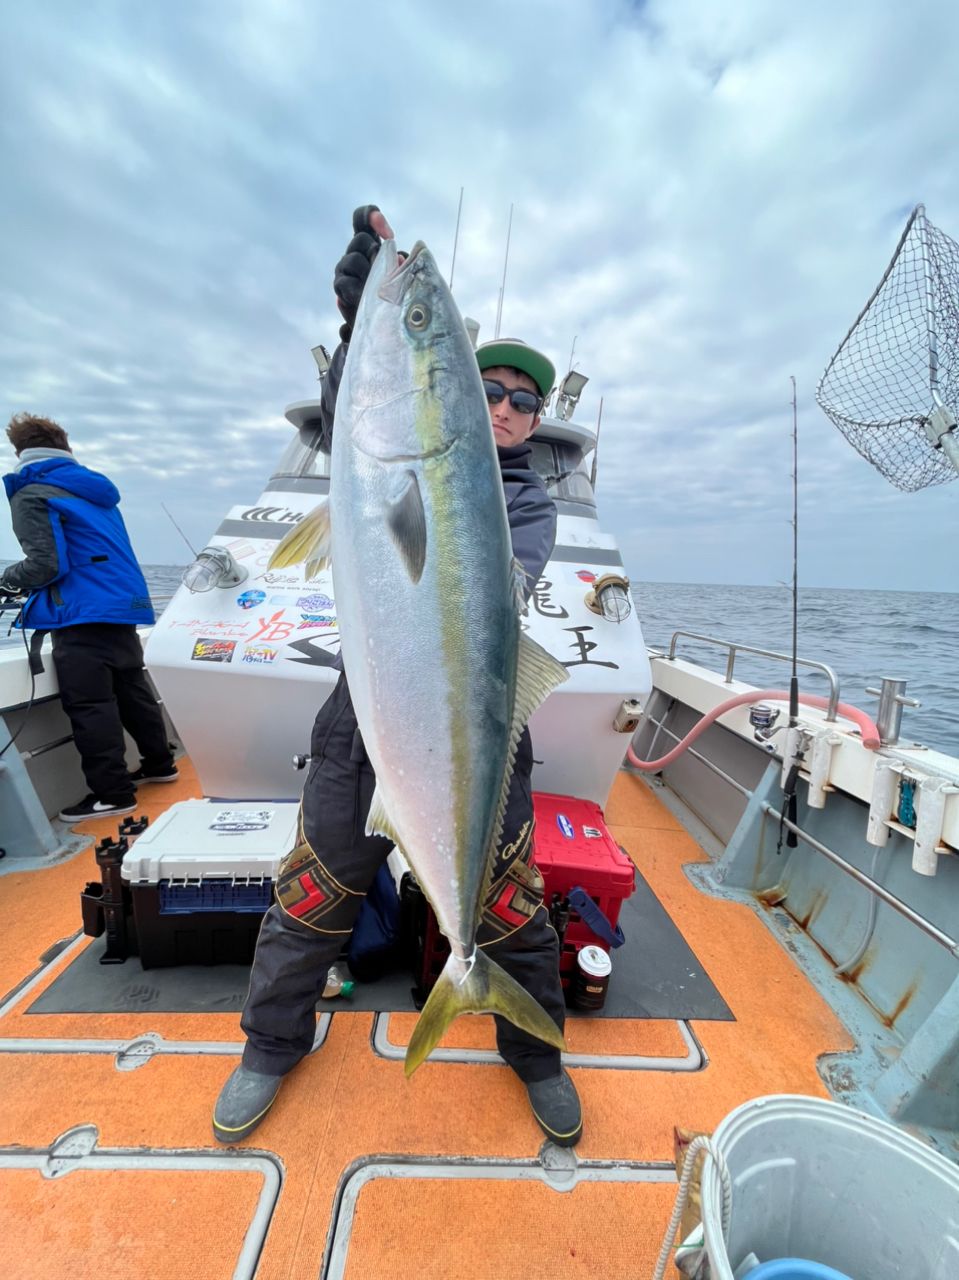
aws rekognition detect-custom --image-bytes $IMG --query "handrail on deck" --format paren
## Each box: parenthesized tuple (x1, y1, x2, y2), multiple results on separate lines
(664, 630, 841, 722)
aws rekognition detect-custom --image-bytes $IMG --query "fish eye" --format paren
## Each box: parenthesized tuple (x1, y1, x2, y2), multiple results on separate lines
(406, 302, 431, 331)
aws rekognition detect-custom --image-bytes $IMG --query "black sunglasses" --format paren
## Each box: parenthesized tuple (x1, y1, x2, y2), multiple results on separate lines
(482, 378, 543, 416)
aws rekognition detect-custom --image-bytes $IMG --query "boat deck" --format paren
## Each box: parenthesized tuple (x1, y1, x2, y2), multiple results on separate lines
(0, 763, 852, 1279)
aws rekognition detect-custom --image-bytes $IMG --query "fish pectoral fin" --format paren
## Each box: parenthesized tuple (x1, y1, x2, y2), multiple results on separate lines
(267, 500, 332, 573)
(385, 470, 427, 584)
(404, 949, 566, 1076)
(365, 784, 402, 845)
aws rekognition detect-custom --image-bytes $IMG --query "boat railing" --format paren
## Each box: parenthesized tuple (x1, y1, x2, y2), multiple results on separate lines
(662, 631, 841, 722)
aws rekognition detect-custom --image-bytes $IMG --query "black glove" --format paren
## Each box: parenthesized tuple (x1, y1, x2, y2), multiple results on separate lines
(333, 205, 384, 340)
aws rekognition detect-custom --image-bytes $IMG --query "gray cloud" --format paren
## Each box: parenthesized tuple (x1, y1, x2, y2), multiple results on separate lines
(1, 0, 957, 593)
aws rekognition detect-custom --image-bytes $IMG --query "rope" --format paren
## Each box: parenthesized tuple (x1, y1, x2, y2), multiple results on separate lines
(650, 1135, 731, 1280)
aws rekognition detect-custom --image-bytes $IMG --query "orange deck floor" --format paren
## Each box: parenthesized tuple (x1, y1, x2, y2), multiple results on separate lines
(0, 763, 853, 1279)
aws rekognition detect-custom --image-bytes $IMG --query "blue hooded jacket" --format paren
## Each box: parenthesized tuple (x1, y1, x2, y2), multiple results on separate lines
(1, 454, 155, 630)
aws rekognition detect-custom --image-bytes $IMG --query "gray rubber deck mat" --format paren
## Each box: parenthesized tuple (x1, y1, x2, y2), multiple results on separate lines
(28, 870, 732, 1020)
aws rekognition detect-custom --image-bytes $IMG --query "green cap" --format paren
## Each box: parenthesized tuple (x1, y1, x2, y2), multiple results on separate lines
(475, 338, 556, 401)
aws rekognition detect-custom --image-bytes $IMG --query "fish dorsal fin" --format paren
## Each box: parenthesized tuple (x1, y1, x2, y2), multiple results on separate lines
(365, 783, 403, 847)
(512, 630, 569, 745)
(482, 633, 569, 895)
(386, 470, 427, 584)
(267, 500, 332, 574)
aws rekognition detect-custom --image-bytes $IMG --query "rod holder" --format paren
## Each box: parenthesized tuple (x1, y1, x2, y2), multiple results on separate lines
(864, 678, 920, 746)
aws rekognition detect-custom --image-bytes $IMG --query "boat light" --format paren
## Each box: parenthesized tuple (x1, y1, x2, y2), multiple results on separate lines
(311, 344, 331, 379)
(555, 369, 589, 421)
(584, 572, 632, 623)
(181, 546, 248, 594)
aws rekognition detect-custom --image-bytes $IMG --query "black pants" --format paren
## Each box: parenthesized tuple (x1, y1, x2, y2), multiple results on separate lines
(51, 623, 173, 804)
(241, 673, 566, 1084)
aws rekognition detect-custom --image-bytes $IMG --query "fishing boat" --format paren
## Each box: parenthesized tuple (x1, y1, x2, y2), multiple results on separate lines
(1, 207, 957, 1279)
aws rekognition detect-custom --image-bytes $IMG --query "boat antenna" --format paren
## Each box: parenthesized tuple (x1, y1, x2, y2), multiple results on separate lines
(777, 376, 801, 853)
(589, 396, 604, 489)
(567, 335, 577, 374)
(493, 203, 514, 339)
(449, 186, 464, 290)
(161, 502, 198, 559)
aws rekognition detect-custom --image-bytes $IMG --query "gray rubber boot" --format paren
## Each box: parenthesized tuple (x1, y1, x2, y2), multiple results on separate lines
(213, 1065, 285, 1144)
(526, 1068, 583, 1147)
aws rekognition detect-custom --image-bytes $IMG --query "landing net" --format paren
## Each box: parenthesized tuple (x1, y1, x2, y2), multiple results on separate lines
(816, 204, 959, 491)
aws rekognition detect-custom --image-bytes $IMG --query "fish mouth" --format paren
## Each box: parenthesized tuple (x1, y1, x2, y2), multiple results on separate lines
(378, 241, 428, 304)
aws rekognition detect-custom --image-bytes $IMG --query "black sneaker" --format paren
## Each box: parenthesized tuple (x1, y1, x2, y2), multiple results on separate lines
(213, 1065, 285, 1143)
(130, 764, 179, 785)
(58, 794, 137, 823)
(526, 1069, 583, 1147)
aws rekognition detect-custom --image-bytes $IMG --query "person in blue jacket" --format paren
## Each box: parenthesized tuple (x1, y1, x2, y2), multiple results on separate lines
(213, 205, 583, 1152)
(1, 413, 177, 822)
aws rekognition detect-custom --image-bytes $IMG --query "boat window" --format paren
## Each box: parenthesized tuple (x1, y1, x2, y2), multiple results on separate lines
(272, 425, 331, 479)
(528, 440, 596, 508)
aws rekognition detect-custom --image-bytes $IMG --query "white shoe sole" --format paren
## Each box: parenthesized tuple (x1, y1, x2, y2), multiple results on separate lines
(58, 802, 137, 823)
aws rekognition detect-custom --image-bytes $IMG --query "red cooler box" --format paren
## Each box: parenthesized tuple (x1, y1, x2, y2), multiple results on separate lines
(406, 792, 635, 1001)
(532, 792, 635, 988)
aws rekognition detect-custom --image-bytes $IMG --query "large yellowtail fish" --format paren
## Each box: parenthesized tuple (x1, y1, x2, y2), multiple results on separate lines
(271, 236, 568, 1074)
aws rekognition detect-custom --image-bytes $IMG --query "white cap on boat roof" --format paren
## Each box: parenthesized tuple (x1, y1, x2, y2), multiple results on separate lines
(475, 338, 556, 402)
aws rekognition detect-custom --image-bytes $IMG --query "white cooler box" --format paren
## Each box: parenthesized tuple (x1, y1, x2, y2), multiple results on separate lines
(120, 799, 300, 968)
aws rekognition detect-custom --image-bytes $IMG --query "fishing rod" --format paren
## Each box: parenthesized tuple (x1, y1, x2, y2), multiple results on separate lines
(777, 376, 801, 853)
(449, 186, 464, 291)
(493, 203, 514, 339)
(161, 501, 198, 559)
(0, 595, 35, 765)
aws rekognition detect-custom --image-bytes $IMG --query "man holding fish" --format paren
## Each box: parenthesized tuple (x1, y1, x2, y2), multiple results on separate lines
(214, 205, 582, 1149)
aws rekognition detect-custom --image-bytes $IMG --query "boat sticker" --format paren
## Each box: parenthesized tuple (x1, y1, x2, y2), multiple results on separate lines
(557, 813, 575, 839)
(284, 635, 341, 667)
(171, 618, 250, 637)
(531, 577, 569, 619)
(297, 592, 334, 611)
(241, 506, 306, 524)
(210, 807, 274, 833)
(298, 613, 337, 628)
(237, 589, 266, 610)
(241, 644, 278, 664)
(248, 610, 296, 642)
(223, 538, 258, 561)
(583, 825, 603, 839)
(191, 638, 237, 663)
(562, 625, 619, 670)
(576, 569, 597, 583)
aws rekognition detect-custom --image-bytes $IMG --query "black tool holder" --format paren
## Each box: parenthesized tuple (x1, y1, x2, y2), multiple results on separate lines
(79, 816, 150, 963)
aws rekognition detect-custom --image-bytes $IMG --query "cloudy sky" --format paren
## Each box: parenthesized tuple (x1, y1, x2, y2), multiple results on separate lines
(1, 0, 957, 593)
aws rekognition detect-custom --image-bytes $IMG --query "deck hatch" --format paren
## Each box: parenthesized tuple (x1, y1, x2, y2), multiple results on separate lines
(324, 1155, 677, 1280)
(0, 1127, 282, 1280)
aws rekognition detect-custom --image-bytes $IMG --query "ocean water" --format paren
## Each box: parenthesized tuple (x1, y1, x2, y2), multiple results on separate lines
(635, 581, 957, 757)
(2, 564, 956, 755)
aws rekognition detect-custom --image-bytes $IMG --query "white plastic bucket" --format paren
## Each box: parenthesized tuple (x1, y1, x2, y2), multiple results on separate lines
(700, 1094, 959, 1280)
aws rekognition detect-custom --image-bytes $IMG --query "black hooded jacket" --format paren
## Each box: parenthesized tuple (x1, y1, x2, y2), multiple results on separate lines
(319, 341, 556, 591)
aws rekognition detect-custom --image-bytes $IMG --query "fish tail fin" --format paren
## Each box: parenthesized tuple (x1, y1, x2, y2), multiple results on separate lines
(404, 947, 565, 1077)
(267, 500, 332, 573)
